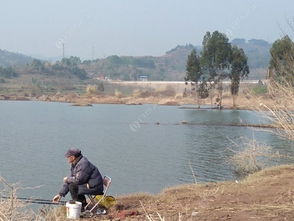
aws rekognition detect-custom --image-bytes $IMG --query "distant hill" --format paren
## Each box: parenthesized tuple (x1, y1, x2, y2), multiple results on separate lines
(231, 38, 271, 68)
(82, 39, 271, 81)
(0, 49, 33, 67)
(81, 44, 200, 81)
(0, 38, 271, 81)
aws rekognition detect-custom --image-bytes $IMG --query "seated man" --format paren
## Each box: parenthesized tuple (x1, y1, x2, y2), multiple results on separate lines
(52, 148, 103, 209)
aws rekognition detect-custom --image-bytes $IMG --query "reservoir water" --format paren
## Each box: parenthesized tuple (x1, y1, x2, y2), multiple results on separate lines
(0, 101, 293, 201)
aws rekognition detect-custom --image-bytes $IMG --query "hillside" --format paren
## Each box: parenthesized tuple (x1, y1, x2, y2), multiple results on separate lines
(231, 38, 272, 68)
(82, 39, 271, 81)
(81, 44, 197, 81)
(0, 38, 272, 81)
(0, 49, 33, 67)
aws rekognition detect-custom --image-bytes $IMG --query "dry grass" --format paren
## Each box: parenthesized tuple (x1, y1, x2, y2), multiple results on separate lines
(131, 85, 177, 99)
(0, 177, 70, 221)
(174, 92, 183, 99)
(154, 85, 176, 97)
(40, 207, 67, 221)
(103, 165, 294, 220)
(114, 89, 123, 98)
(132, 89, 153, 98)
(227, 76, 294, 179)
(0, 177, 39, 221)
(259, 80, 294, 141)
(228, 139, 272, 177)
(86, 84, 98, 95)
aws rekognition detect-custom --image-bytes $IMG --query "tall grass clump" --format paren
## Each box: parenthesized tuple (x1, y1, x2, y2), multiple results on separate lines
(228, 139, 272, 177)
(230, 78, 294, 177)
(0, 177, 37, 221)
(0, 177, 67, 221)
(114, 89, 123, 98)
(85, 84, 98, 95)
(265, 34, 294, 141)
(260, 80, 294, 141)
(251, 84, 268, 95)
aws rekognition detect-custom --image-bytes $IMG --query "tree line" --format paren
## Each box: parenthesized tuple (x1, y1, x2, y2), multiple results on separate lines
(29, 56, 88, 80)
(0, 56, 88, 81)
(0, 66, 18, 78)
(185, 31, 249, 108)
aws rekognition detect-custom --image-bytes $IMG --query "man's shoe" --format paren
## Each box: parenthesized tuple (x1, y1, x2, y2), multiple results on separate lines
(96, 208, 107, 215)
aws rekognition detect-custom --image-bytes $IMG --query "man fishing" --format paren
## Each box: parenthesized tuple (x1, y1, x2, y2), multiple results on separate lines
(52, 148, 103, 210)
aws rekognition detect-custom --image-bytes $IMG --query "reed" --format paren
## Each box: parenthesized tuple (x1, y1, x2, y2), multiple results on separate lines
(260, 79, 294, 141)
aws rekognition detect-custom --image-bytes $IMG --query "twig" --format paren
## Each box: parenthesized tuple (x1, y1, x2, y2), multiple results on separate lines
(156, 212, 165, 221)
(139, 200, 154, 221)
(189, 160, 197, 184)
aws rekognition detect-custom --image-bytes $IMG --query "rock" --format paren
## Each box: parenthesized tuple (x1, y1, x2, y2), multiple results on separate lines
(72, 103, 93, 107)
(191, 211, 199, 216)
(15, 96, 30, 101)
(126, 102, 143, 105)
(158, 100, 179, 106)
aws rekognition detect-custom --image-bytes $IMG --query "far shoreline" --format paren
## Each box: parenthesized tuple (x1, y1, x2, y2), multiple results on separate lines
(0, 93, 275, 111)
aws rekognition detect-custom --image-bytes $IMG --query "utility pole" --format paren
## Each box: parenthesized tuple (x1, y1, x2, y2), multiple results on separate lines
(62, 43, 65, 59)
(91, 45, 95, 60)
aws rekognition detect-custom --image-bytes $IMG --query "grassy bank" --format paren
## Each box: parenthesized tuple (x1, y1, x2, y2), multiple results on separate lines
(2, 165, 293, 220)
(103, 165, 294, 220)
(36, 164, 294, 220)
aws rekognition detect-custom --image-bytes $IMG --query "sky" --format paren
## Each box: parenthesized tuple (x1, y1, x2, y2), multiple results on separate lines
(1, 0, 294, 60)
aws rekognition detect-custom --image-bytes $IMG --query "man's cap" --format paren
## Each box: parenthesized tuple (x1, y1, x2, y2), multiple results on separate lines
(65, 148, 82, 158)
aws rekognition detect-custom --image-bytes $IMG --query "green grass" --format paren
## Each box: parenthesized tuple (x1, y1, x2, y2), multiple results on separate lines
(252, 84, 268, 95)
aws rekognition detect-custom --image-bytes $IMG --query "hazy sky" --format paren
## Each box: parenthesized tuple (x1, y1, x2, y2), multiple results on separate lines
(1, 0, 294, 59)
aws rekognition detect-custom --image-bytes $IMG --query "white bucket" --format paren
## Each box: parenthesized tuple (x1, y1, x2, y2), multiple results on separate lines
(66, 201, 82, 219)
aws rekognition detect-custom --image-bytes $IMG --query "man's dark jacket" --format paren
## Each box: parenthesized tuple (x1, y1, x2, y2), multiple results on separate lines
(59, 156, 103, 197)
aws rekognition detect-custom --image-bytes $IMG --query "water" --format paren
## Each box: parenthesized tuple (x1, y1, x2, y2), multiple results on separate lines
(0, 101, 293, 201)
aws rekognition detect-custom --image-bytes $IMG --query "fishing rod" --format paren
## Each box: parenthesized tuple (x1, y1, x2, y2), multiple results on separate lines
(1, 196, 66, 205)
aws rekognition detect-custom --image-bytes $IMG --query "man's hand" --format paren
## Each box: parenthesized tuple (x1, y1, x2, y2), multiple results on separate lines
(52, 194, 61, 203)
(63, 177, 68, 183)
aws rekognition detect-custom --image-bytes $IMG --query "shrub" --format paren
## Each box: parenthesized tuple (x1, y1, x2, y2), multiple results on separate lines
(30, 85, 42, 96)
(260, 80, 294, 141)
(114, 89, 123, 98)
(252, 84, 268, 95)
(228, 139, 272, 177)
(0, 66, 18, 78)
(86, 85, 98, 95)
